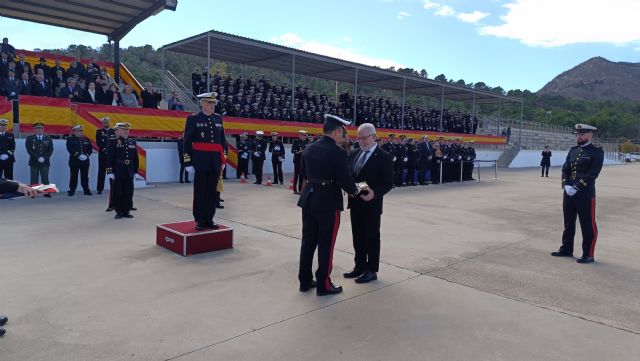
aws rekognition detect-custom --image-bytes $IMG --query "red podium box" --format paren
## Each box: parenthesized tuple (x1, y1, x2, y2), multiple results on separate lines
(156, 221, 233, 256)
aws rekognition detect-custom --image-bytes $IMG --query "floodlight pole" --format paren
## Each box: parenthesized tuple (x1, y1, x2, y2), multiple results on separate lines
(114, 40, 120, 82)
(519, 101, 524, 149)
(291, 54, 296, 113)
(497, 98, 502, 136)
(161, 48, 165, 100)
(353, 68, 359, 124)
(400, 77, 406, 130)
(206, 34, 211, 92)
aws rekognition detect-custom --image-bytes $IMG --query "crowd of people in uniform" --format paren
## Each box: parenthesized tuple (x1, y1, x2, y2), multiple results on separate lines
(190, 69, 479, 133)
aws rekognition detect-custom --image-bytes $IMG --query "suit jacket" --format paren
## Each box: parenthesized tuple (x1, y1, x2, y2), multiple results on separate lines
(18, 79, 32, 95)
(347, 146, 394, 215)
(31, 80, 52, 97)
(2, 77, 20, 98)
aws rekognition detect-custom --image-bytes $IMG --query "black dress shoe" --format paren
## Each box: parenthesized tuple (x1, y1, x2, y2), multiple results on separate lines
(219, 198, 224, 202)
(123, 214, 134, 218)
(317, 284, 343, 296)
(207, 221, 220, 230)
(576, 256, 595, 264)
(0, 328, 5, 337)
(84, 191, 93, 196)
(216, 205, 224, 209)
(299, 280, 317, 292)
(115, 214, 123, 219)
(179, 180, 184, 183)
(343, 269, 364, 279)
(355, 271, 377, 284)
(131, 207, 137, 211)
(105, 207, 114, 212)
(97, 191, 102, 195)
(0, 315, 7, 326)
(551, 251, 573, 257)
(195, 222, 206, 231)
(67, 191, 75, 196)
(185, 180, 191, 183)
(44, 194, 52, 198)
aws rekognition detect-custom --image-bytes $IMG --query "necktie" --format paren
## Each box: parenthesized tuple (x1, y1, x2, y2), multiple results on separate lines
(354, 150, 370, 175)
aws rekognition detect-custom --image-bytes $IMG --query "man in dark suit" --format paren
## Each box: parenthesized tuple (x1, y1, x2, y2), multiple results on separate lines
(31, 73, 52, 97)
(3, 69, 20, 99)
(15, 54, 32, 78)
(18, 72, 32, 95)
(344, 123, 394, 283)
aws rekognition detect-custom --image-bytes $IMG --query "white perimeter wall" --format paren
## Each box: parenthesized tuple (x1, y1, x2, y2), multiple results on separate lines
(510, 149, 622, 168)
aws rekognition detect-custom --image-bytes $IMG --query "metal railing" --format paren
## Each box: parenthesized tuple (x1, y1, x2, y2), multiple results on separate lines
(163, 70, 199, 112)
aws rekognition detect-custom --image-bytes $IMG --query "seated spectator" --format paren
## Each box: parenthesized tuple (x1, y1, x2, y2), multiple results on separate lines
(167, 91, 184, 110)
(107, 83, 122, 106)
(15, 54, 32, 78)
(18, 72, 31, 95)
(33, 57, 49, 79)
(58, 77, 83, 102)
(141, 82, 162, 108)
(84, 82, 99, 104)
(51, 69, 65, 96)
(120, 85, 138, 108)
(3, 69, 20, 99)
(0, 38, 15, 58)
(31, 72, 52, 97)
(49, 59, 65, 81)
(96, 81, 111, 105)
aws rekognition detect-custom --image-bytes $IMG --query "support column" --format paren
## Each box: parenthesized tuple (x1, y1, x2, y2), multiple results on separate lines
(206, 35, 211, 92)
(161, 49, 165, 101)
(497, 98, 502, 136)
(518, 101, 524, 149)
(291, 55, 296, 112)
(439, 85, 445, 131)
(353, 68, 359, 124)
(114, 40, 120, 83)
(401, 77, 406, 130)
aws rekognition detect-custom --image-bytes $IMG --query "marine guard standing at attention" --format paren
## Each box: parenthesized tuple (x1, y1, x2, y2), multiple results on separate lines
(251, 130, 268, 184)
(236, 132, 251, 179)
(106, 123, 139, 219)
(0, 118, 16, 180)
(297, 114, 367, 296)
(182, 92, 227, 230)
(96, 117, 115, 195)
(66, 124, 93, 196)
(291, 130, 309, 194)
(269, 131, 285, 185)
(552, 124, 604, 264)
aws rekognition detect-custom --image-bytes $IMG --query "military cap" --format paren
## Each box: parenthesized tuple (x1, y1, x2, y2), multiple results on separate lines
(240, 131, 248, 136)
(323, 114, 351, 127)
(270, 131, 279, 136)
(116, 122, 131, 130)
(0, 118, 8, 126)
(574, 123, 597, 133)
(298, 130, 308, 134)
(33, 122, 45, 128)
(256, 130, 264, 136)
(71, 124, 84, 131)
(196, 92, 219, 102)
(101, 117, 110, 122)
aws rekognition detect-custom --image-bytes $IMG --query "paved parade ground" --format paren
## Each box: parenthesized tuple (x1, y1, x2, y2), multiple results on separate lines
(1, 164, 640, 361)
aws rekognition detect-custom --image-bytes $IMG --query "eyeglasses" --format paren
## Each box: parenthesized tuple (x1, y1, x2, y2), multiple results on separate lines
(356, 134, 374, 140)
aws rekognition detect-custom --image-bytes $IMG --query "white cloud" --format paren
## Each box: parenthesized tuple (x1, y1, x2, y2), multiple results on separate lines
(435, 5, 455, 17)
(397, 11, 412, 20)
(479, 0, 640, 47)
(457, 11, 490, 23)
(270, 33, 404, 69)
(342, 36, 352, 43)
(423, 0, 439, 10)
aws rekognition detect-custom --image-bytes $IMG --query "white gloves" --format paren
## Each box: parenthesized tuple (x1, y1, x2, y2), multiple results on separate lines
(457, 156, 462, 160)
(107, 173, 115, 180)
(0, 154, 8, 161)
(78, 155, 88, 161)
(253, 151, 261, 157)
(564, 185, 578, 196)
(38, 157, 45, 163)
(403, 157, 408, 162)
(393, 157, 397, 162)
(186, 166, 195, 174)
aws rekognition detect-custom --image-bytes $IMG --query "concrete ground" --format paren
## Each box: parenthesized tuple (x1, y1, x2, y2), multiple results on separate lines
(1, 164, 639, 361)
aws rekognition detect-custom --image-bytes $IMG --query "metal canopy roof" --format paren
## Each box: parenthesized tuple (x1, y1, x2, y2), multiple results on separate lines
(0, 0, 177, 41)
(161, 30, 522, 104)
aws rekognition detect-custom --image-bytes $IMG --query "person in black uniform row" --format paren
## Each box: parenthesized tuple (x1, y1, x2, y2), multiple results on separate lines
(344, 123, 394, 284)
(0, 118, 16, 180)
(183, 92, 228, 230)
(269, 131, 285, 185)
(250, 130, 268, 184)
(540, 146, 552, 177)
(405, 137, 418, 186)
(106, 123, 139, 219)
(291, 130, 309, 194)
(235, 132, 251, 179)
(96, 117, 115, 195)
(462, 141, 476, 181)
(552, 124, 604, 264)
(417, 135, 433, 185)
(393, 135, 407, 187)
(66, 124, 93, 196)
(177, 135, 190, 183)
(297, 114, 367, 296)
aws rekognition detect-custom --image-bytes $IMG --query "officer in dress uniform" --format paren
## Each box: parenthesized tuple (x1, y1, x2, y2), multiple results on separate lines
(552, 124, 604, 264)
(417, 135, 432, 185)
(106, 123, 139, 219)
(66, 124, 93, 196)
(250, 130, 268, 184)
(405, 137, 418, 186)
(381, 134, 395, 155)
(25, 122, 54, 197)
(291, 130, 309, 194)
(177, 134, 190, 183)
(0, 119, 16, 180)
(96, 117, 115, 195)
(462, 141, 476, 181)
(183, 92, 227, 230)
(269, 131, 285, 185)
(298, 114, 366, 296)
(393, 135, 407, 187)
(236, 132, 251, 179)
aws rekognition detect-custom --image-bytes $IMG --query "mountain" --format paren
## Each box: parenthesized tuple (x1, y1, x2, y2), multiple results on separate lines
(537, 57, 640, 102)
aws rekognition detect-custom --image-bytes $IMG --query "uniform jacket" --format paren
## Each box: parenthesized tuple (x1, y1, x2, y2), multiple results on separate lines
(106, 136, 139, 177)
(562, 143, 604, 194)
(0, 131, 16, 163)
(183, 112, 227, 172)
(25, 134, 54, 167)
(66, 135, 93, 166)
(250, 138, 268, 161)
(269, 139, 285, 162)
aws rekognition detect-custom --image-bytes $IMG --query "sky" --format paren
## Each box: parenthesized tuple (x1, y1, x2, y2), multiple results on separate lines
(1, 0, 639, 92)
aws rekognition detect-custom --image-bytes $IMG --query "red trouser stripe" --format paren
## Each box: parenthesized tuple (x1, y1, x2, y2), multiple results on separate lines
(326, 210, 341, 290)
(589, 197, 598, 257)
